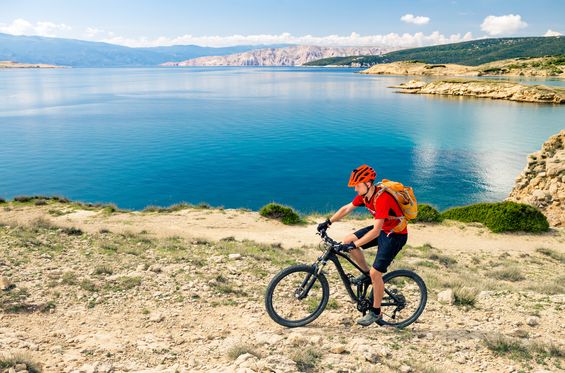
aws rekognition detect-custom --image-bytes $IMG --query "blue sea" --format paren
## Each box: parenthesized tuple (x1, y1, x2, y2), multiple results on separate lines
(1, 67, 564, 212)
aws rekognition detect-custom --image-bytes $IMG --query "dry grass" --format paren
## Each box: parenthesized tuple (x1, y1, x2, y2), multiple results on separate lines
(0, 352, 42, 372)
(227, 344, 261, 360)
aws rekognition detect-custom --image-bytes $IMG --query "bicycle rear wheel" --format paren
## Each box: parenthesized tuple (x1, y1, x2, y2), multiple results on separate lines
(369, 269, 427, 328)
(265, 264, 330, 328)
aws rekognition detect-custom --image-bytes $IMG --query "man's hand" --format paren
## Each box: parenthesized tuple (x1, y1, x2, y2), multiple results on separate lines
(337, 242, 356, 252)
(317, 218, 332, 232)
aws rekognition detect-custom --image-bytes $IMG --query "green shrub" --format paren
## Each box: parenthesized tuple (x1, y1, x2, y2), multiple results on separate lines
(0, 198, 6, 204)
(259, 203, 301, 225)
(441, 202, 549, 233)
(412, 204, 442, 223)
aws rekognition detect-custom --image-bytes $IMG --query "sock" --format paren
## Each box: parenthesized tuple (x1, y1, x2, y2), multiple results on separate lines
(371, 307, 381, 315)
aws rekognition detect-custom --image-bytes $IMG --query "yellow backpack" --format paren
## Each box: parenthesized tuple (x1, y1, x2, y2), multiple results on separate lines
(374, 179, 418, 233)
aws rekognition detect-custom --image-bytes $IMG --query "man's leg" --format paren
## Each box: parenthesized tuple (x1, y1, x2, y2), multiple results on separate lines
(357, 232, 406, 326)
(343, 233, 370, 273)
(369, 267, 384, 309)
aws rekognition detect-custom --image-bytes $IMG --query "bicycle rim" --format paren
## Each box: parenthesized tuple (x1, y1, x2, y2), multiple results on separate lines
(265, 265, 329, 327)
(370, 270, 427, 328)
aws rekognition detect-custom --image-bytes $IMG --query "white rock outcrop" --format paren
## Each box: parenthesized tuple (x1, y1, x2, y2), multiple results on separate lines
(508, 130, 565, 226)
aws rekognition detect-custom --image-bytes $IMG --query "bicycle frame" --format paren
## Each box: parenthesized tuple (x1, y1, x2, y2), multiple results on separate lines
(302, 231, 404, 311)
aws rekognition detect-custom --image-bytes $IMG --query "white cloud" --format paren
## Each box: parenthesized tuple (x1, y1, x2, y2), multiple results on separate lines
(99, 31, 473, 48)
(0, 18, 71, 37)
(544, 29, 562, 37)
(480, 14, 527, 36)
(0, 18, 475, 49)
(400, 14, 430, 25)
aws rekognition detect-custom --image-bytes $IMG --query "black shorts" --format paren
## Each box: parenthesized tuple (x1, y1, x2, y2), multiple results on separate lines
(353, 225, 408, 273)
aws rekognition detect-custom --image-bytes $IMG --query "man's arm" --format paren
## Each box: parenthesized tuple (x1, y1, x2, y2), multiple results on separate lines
(353, 218, 384, 248)
(329, 203, 358, 223)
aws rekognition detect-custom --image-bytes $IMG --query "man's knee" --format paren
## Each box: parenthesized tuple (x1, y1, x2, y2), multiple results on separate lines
(370, 267, 383, 279)
(342, 233, 358, 244)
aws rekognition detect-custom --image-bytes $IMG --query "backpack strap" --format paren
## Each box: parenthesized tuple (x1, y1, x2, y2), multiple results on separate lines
(371, 183, 407, 234)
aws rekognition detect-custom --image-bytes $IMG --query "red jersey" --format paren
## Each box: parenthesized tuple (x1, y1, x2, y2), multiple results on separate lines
(352, 189, 408, 234)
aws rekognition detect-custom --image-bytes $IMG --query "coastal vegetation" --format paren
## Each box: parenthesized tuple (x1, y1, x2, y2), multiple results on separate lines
(2, 196, 551, 233)
(441, 201, 550, 233)
(259, 202, 302, 225)
(304, 36, 565, 67)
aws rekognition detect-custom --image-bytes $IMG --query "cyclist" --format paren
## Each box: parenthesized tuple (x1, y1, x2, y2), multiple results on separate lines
(317, 164, 408, 326)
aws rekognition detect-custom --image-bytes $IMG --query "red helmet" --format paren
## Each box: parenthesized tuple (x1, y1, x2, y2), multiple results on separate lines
(348, 164, 376, 187)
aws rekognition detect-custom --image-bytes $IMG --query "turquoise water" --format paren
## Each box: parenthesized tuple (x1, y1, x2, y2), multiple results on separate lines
(0, 67, 564, 212)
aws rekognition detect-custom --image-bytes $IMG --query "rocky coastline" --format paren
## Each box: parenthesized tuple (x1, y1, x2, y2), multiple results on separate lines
(0, 61, 63, 69)
(508, 130, 565, 226)
(390, 79, 565, 104)
(360, 56, 565, 78)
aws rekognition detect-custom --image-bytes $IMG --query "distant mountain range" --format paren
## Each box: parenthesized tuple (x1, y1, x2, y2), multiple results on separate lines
(0, 33, 289, 67)
(304, 37, 565, 67)
(162, 45, 390, 66)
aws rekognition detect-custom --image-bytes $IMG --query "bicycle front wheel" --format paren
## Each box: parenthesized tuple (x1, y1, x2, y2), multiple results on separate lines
(369, 269, 427, 328)
(265, 264, 330, 328)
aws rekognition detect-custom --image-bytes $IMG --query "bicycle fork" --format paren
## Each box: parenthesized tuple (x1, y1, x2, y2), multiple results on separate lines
(295, 259, 328, 300)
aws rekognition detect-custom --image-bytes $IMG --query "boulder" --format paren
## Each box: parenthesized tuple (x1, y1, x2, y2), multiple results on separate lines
(437, 289, 455, 305)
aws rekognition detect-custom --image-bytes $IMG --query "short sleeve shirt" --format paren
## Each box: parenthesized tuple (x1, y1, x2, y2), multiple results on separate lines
(352, 190, 408, 234)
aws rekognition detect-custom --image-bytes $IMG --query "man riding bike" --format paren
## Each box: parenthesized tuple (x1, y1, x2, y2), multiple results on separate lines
(317, 164, 408, 326)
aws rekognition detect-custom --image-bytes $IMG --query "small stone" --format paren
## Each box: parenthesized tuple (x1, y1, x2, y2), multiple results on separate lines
(149, 312, 164, 322)
(228, 253, 242, 260)
(148, 265, 162, 273)
(532, 189, 546, 200)
(14, 364, 27, 371)
(526, 316, 540, 326)
(330, 344, 347, 354)
(399, 365, 413, 373)
(364, 351, 380, 364)
(455, 355, 467, 364)
(437, 289, 454, 305)
(0, 276, 13, 290)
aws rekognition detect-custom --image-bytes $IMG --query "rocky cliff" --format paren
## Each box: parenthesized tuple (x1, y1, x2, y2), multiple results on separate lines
(162, 45, 386, 67)
(391, 79, 565, 104)
(508, 130, 565, 226)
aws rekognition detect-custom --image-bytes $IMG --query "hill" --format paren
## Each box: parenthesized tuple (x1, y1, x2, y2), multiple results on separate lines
(162, 45, 388, 66)
(0, 33, 289, 67)
(0, 201, 563, 372)
(305, 36, 565, 67)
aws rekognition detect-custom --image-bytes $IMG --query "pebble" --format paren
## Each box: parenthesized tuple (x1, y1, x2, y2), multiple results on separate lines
(526, 316, 540, 326)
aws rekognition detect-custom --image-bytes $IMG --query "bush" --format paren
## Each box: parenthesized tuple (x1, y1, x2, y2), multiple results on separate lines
(0, 198, 5, 204)
(259, 203, 301, 225)
(412, 204, 442, 223)
(441, 202, 549, 233)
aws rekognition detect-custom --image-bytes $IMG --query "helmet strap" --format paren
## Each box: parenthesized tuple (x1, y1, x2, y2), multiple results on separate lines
(361, 182, 375, 199)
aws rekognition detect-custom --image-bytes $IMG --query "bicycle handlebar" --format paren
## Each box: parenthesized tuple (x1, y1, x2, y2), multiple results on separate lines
(317, 229, 342, 251)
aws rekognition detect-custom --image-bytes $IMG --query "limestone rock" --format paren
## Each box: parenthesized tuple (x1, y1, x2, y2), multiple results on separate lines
(438, 289, 455, 305)
(508, 130, 565, 226)
(526, 316, 540, 326)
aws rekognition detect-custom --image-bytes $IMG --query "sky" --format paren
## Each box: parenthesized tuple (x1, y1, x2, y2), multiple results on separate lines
(1, 0, 564, 48)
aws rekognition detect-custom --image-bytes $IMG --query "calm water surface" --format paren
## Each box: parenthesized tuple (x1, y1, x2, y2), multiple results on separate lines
(1, 67, 563, 212)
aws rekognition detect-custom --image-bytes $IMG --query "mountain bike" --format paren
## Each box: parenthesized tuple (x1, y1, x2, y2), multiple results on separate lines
(265, 229, 427, 328)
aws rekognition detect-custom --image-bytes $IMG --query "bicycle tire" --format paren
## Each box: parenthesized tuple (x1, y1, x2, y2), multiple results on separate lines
(369, 269, 427, 328)
(265, 264, 330, 328)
